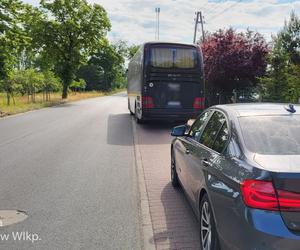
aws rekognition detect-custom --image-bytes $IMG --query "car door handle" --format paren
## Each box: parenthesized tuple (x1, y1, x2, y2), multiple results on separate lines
(185, 149, 190, 154)
(202, 158, 210, 167)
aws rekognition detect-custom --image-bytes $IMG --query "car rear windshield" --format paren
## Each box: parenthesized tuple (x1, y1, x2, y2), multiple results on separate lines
(150, 47, 197, 69)
(239, 115, 300, 155)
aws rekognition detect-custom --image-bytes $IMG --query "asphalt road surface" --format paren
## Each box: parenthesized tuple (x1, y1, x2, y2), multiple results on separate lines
(0, 93, 141, 250)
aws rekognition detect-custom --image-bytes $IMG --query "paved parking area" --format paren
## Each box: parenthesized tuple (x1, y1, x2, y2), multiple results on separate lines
(135, 121, 200, 250)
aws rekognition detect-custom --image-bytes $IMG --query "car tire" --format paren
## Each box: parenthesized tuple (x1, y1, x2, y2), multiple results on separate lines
(200, 194, 220, 250)
(171, 150, 179, 188)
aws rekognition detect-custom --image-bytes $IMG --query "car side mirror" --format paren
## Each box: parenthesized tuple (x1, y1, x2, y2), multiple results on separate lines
(171, 125, 187, 137)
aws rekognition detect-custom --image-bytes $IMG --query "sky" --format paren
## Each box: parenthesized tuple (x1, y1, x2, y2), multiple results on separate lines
(22, 0, 300, 45)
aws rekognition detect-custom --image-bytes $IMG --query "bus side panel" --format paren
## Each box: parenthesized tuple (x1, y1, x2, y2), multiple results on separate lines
(127, 46, 144, 114)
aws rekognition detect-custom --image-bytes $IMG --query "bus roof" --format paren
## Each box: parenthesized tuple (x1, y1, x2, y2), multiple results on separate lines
(143, 41, 198, 48)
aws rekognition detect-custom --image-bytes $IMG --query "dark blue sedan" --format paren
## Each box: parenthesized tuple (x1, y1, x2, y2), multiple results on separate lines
(170, 103, 300, 250)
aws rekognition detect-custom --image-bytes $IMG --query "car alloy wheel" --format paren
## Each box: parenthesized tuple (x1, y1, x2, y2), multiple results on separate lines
(200, 194, 219, 250)
(201, 201, 212, 250)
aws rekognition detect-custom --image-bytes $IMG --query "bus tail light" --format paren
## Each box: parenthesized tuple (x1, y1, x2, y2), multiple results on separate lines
(193, 97, 205, 110)
(142, 96, 154, 108)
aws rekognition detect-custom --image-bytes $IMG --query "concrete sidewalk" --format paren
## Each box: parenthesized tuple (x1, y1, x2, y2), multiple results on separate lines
(134, 121, 200, 250)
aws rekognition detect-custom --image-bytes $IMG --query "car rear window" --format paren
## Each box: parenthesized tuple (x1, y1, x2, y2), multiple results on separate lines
(239, 115, 300, 155)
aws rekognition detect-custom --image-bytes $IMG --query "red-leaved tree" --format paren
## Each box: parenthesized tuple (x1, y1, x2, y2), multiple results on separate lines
(200, 28, 269, 103)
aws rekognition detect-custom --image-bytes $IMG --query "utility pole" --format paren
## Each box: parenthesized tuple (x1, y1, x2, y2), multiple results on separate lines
(155, 7, 160, 40)
(199, 11, 205, 43)
(193, 11, 205, 44)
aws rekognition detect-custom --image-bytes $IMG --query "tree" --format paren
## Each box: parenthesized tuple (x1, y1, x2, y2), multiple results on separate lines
(260, 12, 300, 102)
(9, 69, 44, 102)
(127, 44, 140, 60)
(200, 28, 269, 104)
(34, 0, 111, 99)
(76, 64, 102, 91)
(87, 40, 126, 91)
(42, 70, 61, 100)
(277, 11, 300, 65)
(0, 0, 32, 104)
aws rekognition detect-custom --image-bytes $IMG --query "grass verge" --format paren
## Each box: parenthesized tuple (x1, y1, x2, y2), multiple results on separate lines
(0, 89, 125, 117)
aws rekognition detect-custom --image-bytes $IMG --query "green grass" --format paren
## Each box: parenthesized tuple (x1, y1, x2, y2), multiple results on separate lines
(0, 89, 125, 117)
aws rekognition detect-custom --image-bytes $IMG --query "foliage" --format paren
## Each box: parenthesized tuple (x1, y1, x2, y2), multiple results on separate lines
(0, 0, 32, 80)
(126, 44, 140, 60)
(260, 12, 300, 103)
(201, 28, 269, 104)
(70, 79, 86, 92)
(33, 0, 111, 98)
(0, 76, 18, 105)
(1, 69, 61, 105)
(77, 40, 133, 91)
(76, 64, 102, 91)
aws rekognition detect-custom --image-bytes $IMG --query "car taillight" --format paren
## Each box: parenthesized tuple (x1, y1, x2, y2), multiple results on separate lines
(193, 97, 205, 110)
(277, 190, 300, 211)
(142, 96, 154, 109)
(240, 180, 300, 211)
(240, 180, 279, 211)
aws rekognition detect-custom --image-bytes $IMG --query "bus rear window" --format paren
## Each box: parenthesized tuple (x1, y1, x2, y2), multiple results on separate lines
(150, 47, 197, 69)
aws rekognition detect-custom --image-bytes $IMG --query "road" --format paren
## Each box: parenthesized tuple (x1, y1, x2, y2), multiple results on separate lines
(0, 93, 141, 250)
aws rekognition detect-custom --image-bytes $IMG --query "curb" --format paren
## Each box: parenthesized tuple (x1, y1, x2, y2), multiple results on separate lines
(131, 118, 156, 250)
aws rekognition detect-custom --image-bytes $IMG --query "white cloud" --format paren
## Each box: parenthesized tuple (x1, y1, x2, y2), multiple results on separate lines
(22, 0, 300, 44)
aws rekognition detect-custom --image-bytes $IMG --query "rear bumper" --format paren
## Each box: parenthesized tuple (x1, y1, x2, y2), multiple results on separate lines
(142, 108, 202, 121)
(219, 206, 300, 250)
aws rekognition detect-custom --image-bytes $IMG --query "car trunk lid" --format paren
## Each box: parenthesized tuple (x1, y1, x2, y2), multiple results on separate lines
(273, 172, 300, 231)
(254, 154, 300, 231)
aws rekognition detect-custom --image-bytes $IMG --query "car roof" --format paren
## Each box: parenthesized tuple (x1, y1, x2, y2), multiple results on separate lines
(212, 103, 300, 117)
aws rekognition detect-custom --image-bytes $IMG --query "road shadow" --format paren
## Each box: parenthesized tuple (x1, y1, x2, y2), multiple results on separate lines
(150, 183, 200, 249)
(52, 103, 75, 108)
(107, 113, 133, 146)
(135, 120, 186, 145)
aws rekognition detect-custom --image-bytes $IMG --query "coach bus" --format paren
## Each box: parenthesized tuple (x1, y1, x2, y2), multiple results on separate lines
(127, 42, 205, 123)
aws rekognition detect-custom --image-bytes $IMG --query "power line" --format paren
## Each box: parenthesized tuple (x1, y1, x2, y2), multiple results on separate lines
(207, 0, 243, 20)
(203, 2, 226, 17)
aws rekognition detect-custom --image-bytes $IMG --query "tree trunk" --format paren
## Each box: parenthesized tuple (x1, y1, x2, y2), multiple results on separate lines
(61, 64, 74, 99)
(62, 84, 68, 99)
(11, 93, 15, 105)
(6, 92, 10, 106)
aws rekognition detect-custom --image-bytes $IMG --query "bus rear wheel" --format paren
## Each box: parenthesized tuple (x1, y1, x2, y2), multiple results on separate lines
(128, 99, 134, 115)
(135, 105, 144, 124)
